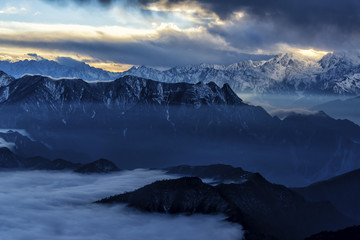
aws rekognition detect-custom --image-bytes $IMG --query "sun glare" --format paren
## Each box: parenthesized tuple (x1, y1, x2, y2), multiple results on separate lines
(297, 49, 331, 58)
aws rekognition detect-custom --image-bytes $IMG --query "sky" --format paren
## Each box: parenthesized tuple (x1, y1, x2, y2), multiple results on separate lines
(0, 0, 358, 71)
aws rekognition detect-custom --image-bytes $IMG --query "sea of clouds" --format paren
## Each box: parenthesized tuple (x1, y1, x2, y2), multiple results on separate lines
(0, 169, 243, 240)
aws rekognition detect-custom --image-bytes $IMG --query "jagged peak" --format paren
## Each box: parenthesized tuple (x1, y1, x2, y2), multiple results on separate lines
(319, 51, 360, 68)
(0, 70, 15, 87)
(4, 74, 245, 107)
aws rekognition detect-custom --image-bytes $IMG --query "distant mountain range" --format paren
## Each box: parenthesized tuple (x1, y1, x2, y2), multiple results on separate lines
(312, 95, 360, 125)
(0, 58, 119, 81)
(120, 53, 360, 95)
(0, 73, 359, 185)
(0, 145, 120, 173)
(2, 52, 360, 95)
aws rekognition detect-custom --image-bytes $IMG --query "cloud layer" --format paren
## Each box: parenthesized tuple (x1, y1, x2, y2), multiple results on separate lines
(2, 0, 360, 67)
(0, 170, 243, 240)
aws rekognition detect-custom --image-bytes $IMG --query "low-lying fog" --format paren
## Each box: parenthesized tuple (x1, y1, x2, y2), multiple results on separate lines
(238, 93, 346, 110)
(239, 93, 360, 124)
(0, 170, 243, 240)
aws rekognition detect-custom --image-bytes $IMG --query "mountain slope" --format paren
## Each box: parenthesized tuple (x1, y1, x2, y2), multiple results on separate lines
(311, 96, 360, 125)
(0, 129, 53, 158)
(294, 168, 360, 221)
(166, 164, 251, 184)
(97, 174, 353, 240)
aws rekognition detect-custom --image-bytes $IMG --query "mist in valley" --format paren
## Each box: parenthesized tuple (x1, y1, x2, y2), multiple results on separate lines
(239, 93, 360, 124)
(0, 170, 243, 240)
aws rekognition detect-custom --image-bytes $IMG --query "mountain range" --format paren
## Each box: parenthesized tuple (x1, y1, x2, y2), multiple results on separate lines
(312, 95, 360, 125)
(119, 53, 360, 95)
(97, 165, 356, 240)
(0, 145, 121, 173)
(0, 58, 119, 81)
(0, 72, 359, 185)
(2, 52, 360, 95)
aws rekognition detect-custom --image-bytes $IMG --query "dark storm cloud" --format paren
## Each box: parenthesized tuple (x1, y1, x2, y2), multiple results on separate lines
(41, 0, 360, 52)
(44, 0, 113, 6)
(136, 0, 360, 30)
(135, 0, 360, 48)
(197, 0, 360, 52)
(0, 33, 270, 67)
(27, 53, 45, 61)
(56, 0, 360, 33)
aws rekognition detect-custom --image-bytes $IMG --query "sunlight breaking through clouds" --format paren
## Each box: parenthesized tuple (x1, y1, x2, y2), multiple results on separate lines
(4, 0, 358, 68)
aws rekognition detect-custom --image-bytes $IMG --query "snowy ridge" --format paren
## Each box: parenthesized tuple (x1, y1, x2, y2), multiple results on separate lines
(0, 59, 119, 81)
(119, 53, 360, 95)
(0, 74, 244, 112)
(1, 52, 360, 95)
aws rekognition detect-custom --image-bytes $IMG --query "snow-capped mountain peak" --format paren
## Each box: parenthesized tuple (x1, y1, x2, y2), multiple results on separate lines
(116, 52, 360, 95)
(2, 52, 360, 95)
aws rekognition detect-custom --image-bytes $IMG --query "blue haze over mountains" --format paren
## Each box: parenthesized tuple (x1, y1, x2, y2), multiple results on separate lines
(1, 52, 360, 240)
(0, 70, 359, 186)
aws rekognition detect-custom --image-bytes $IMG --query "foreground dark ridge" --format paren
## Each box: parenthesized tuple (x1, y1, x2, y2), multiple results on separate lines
(305, 225, 360, 240)
(96, 173, 354, 240)
(166, 164, 253, 184)
(0, 72, 360, 185)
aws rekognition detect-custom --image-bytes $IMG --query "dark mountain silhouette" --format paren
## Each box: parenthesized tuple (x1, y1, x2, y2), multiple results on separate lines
(294, 169, 360, 221)
(0, 147, 79, 170)
(305, 225, 360, 240)
(97, 174, 354, 240)
(75, 159, 120, 173)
